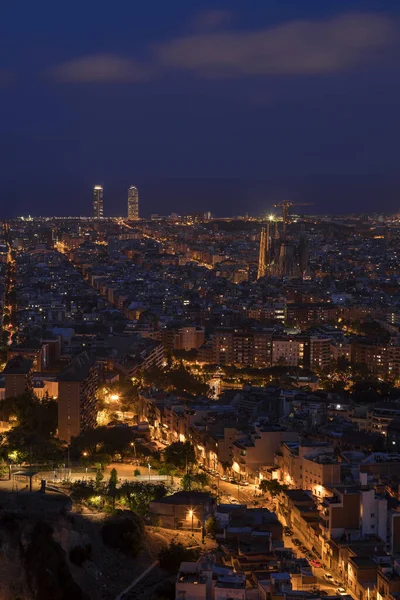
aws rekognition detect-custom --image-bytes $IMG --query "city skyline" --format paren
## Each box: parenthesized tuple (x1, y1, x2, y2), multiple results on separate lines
(2, 3, 400, 597)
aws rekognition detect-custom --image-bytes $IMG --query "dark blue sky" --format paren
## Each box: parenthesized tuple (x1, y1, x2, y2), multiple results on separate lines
(1, 0, 400, 217)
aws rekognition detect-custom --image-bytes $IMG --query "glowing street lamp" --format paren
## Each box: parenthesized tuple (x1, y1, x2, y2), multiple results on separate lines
(130, 441, 137, 457)
(148, 463, 151, 482)
(188, 508, 195, 532)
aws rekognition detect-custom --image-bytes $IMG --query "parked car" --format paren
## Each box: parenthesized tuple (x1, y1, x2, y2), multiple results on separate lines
(310, 559, 322, 568)
(336, 588, 347, 596)
(306, 552, 314, 561)
(324, 574, 335, 583)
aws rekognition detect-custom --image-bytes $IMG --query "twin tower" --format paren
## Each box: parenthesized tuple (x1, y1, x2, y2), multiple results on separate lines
(92, 185, 139, 220)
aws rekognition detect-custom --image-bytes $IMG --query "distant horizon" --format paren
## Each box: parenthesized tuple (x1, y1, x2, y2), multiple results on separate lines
(2, 173, 400, 219)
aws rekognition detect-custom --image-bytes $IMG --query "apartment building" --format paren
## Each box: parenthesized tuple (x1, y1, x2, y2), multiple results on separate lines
(272, 336, 331, 369)
(370, 402, 400, 435)
(279, 441, 340, 494)
(162, 325, 205, 352)
(351, 340, 400, 379)
(3, 355, 33, 398)
(57, 351, 99, 443)
(213, 329, 273, 367)
(231, 426, 299, 482)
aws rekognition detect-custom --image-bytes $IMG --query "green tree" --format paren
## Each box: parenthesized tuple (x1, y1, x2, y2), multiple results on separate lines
(108, 468, 118, 509)
(157, 463, 177, 477)
(205, 515, 219, 538)
(181, 473, 192, 491)
(119, 481, 166, 515)
(164, 441, 196, 470)
(70, 481, 96, 502)
(193, 472, 210, 488)
(259, 479, 288, 497)
(95, 469, 104, 492)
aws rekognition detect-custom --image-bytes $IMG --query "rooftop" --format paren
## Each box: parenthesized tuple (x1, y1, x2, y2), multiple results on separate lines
(57, 351, 95, 382)
(3, 355, 33, 375)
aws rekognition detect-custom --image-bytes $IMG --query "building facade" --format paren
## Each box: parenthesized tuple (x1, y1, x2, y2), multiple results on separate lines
(3, 356, 33, 398)
(127, 185, 139, 220)
(93, 185, 104, 219)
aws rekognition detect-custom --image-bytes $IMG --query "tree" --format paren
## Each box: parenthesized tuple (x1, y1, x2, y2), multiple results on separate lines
(164, 441, 196, 470)
(70, 426, 153, 462)
(101, 511, 144, 557)
(119, 481, 167, 515)
(95, 469, 104, 492)
(205, 515, 219, 538)
(108, 468, 118, 509)
(193, 472, 210, 488)
(181, 473, 192, 491)
(157, 463, 177, 477)
(259, 479, 288, 497)
(70, 481, 96, 502)
(158, 541, 200, 574)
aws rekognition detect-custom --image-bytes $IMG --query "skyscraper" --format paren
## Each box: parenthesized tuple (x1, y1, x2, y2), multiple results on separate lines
(127, 185, 139, 220)
(93, 185, 104, 219)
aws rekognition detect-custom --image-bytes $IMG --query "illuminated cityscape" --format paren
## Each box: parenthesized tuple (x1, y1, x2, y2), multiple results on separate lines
(1, 2, 400, 599)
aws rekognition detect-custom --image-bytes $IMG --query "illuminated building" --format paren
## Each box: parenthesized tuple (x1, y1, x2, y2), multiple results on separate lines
(57, 352, 99, 443)
(127, 185, 139, 220)
(93, 185, 104, 219)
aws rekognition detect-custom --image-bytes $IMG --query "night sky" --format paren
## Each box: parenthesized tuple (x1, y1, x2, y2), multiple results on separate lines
(1, 0, 400, 217)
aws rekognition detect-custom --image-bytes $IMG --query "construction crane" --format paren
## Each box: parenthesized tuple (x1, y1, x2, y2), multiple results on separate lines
(273, 201, 313, 234)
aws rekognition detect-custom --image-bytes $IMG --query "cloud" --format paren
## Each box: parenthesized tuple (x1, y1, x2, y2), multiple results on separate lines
(155, 12, 395, 76)
(51, 54, 148, 83)
(188, 9, 234, 31)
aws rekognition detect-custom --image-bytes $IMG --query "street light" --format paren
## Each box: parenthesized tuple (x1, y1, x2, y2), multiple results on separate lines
(148, 463, 151, 482)
(130, 441, 137, 458)
(188, 508, 195, 532)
